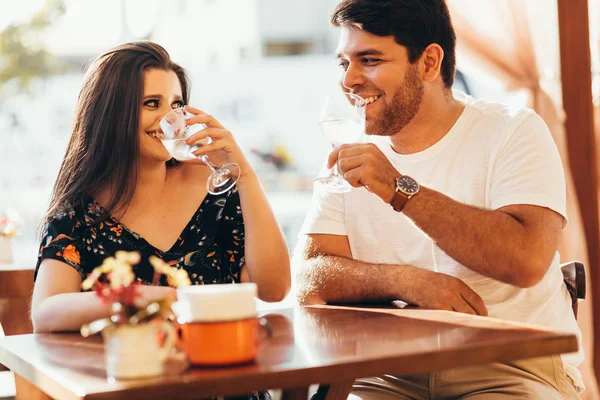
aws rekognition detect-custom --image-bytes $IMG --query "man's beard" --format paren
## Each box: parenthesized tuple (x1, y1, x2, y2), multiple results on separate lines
(366, 65, 424, 136)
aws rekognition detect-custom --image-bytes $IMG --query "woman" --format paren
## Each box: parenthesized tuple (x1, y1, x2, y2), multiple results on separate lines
(32, 42, 291, 333)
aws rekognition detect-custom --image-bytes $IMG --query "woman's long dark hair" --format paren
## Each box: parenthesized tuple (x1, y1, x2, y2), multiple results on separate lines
(43, 41, 190, 228)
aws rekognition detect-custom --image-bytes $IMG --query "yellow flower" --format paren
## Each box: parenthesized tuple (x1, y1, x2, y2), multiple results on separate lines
(168, 269, 192, 287)
(149, 256, 191, 287)
(149, 256, 170, 274)
(108, 261, 135, 289)
(82, 252, 191, 293)
(81, 269, 101, 290)
(115, 251, 141, 265)
(81, 251, 140, 291)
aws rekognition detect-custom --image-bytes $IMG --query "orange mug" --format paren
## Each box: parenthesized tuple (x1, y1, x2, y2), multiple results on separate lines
(175, 317, 272, 365)
(173, 283, 269, 366)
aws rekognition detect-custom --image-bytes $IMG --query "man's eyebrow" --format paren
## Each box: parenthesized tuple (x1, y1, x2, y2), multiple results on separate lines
(336, 49, 385, 59)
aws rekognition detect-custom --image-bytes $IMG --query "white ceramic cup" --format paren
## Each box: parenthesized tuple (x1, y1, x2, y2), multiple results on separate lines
(173, 282, 258, 323)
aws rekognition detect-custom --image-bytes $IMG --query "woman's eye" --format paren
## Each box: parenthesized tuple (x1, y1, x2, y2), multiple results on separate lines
(144, 99, 159, 108)
(173, 101, 184, 108)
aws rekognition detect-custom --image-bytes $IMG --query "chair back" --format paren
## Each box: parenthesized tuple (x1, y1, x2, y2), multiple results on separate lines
(0, 267, 34, 371)
(561, 261, 586, 319)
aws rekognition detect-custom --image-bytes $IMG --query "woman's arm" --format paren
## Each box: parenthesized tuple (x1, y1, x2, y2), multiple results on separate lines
(32, 259, 176, 333)
(182, 106, 291, 302)
(236, 171, 291, 302)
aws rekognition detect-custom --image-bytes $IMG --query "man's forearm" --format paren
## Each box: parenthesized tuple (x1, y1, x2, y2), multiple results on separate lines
(296, 254, 413, 305)
(402, 186, 557, 287)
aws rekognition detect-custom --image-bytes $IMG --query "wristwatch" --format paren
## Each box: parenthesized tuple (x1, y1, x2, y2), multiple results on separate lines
(390, 175, 420, 212)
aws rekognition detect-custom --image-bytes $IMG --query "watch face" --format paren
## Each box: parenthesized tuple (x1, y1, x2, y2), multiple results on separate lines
(397, 175, 419, 195)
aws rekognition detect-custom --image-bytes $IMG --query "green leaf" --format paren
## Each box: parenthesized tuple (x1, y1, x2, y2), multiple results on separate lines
(0, 0, 67, 98)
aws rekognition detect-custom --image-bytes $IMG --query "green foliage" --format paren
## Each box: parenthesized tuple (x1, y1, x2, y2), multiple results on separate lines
(0, 0, 67, 97)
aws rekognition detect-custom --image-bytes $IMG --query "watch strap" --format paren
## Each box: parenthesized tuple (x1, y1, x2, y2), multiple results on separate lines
(390, 191, 409, 212)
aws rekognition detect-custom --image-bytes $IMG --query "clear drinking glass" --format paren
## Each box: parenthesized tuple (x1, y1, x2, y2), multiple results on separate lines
(314, 92, 367, 193)
(159, 108, 240, 195)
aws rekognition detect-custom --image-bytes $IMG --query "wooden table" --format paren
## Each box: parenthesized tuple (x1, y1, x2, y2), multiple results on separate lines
(0, 305, 579, 400)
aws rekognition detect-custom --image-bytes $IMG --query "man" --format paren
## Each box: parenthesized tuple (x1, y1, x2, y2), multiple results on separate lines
(294, 0, 582, 398)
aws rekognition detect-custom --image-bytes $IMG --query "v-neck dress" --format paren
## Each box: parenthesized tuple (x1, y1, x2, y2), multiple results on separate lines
(35, 188, 245, 286)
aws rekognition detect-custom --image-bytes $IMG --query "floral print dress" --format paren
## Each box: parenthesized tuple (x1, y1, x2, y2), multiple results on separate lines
(36, 188, 274, 400)
(36, 188, 245, 286)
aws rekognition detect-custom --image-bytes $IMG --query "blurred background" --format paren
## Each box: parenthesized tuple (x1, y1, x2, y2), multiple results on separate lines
(0, 0, 517, 267)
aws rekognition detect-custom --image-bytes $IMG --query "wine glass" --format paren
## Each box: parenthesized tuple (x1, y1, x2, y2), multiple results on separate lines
(159, 108, 240, 195)
(314, 92, 367, 193)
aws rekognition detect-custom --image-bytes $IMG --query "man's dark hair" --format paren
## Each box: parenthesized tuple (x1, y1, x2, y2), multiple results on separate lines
(331, 0, 456, 88)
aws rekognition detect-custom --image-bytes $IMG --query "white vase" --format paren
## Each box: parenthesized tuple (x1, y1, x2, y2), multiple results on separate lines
(101, 321, 174, 380)
(0, 236, 12, 265)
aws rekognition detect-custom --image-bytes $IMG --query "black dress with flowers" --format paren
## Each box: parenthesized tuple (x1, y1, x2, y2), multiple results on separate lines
(36, 188, 273, 400)
(35, 189, 246, 285)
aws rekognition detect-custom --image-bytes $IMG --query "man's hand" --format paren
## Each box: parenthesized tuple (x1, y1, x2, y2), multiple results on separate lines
(328, 143, 399, 203)
(403, 268, 488, 316)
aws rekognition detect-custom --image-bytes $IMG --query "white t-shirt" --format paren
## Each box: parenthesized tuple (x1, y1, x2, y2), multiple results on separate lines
(300, 91, 584, 389)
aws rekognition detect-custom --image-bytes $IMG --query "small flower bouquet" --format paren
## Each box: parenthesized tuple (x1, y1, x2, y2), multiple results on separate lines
(80, 251, 191, 336)
(0, 216, 18, 238)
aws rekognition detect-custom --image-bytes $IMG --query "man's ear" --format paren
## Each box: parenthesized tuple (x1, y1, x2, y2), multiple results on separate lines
(420, 43, 444, 83)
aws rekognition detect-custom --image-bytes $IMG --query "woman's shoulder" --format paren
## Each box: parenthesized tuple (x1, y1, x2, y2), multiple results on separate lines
(37, 197, 106, 281)
(42, 196, 106, 237)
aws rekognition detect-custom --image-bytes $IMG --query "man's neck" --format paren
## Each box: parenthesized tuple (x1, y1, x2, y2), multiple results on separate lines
(389, 90, 465, 155)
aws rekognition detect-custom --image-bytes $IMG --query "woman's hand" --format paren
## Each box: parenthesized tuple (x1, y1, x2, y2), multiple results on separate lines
(136, 285, 177, 308)
(183, 105, 253, 179)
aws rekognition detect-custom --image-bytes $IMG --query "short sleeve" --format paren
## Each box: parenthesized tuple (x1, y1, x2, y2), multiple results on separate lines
(299, 181, 347, 236)
(489, 112, 567, 226)
(35, 211, 86, 281)
(216, 188, 245, 282)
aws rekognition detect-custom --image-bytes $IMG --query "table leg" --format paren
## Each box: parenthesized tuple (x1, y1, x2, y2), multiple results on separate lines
(281, 387, 309, 400)
(14, 374, 53, 400)
(314, 382, 354, 400)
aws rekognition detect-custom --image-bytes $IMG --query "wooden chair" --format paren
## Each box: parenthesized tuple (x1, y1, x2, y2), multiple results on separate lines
(0, 266, 43, 400)
(561, 261, 586, 319)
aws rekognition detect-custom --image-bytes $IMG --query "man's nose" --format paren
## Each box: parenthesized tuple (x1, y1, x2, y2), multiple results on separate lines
(342, 63, 365, 91)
